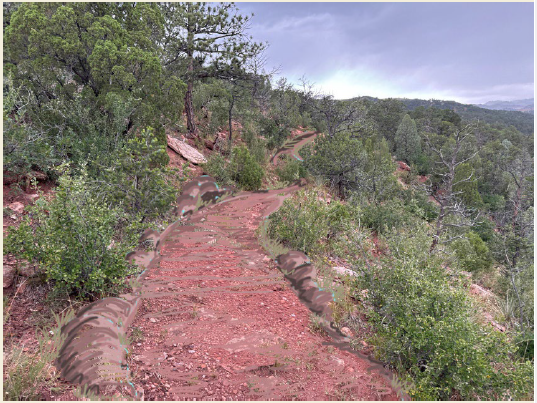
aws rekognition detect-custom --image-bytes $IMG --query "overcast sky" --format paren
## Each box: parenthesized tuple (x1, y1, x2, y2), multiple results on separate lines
(237, 2, 534, 104)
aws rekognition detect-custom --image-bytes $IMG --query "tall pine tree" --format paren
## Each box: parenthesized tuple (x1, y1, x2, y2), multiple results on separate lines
(160, 2, 264, 138)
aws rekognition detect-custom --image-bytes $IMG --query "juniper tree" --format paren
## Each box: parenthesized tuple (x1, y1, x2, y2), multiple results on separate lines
(395, 114, 421, 164)
(4, 2, 185, 164)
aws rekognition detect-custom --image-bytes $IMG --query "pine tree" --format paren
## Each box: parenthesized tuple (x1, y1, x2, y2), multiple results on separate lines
(395, 114, 421, 164)
(160, 2, 265, 138)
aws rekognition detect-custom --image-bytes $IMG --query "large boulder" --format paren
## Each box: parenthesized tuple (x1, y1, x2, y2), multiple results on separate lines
(167, 135, 207, 165)
(396, 161, 411, 172)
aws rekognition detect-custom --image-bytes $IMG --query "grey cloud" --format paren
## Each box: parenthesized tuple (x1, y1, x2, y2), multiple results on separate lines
(239, 2, 534, 103)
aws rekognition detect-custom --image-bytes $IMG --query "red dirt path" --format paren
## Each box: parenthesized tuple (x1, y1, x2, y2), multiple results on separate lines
(126, 185, 399, 401)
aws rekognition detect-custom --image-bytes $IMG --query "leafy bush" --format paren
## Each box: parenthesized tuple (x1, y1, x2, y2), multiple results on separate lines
(360, 200, 410, 234)
(260, 117, 290, 150)
(482, 194, 506, 212)
(275, 158, 308, 185)
(472, 217, 496, 242)
(400, 188, 439, 222)
(3, 100, 58, 178)
(414, 153, 431, 176)
(203, 153, 234, 187)
(95, 128, 178, 222)
(267, 188, 354, 257)
(451, 231, 493, 275)
(350, 226, 534, 400)
(242, 125, 268, 165)
(229, 146, 264, 191)
(4, 170, 137, 299)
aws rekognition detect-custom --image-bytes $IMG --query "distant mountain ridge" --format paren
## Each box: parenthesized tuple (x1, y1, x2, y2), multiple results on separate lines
(394, 98, 534, 135)
(475, 98, 534, 114)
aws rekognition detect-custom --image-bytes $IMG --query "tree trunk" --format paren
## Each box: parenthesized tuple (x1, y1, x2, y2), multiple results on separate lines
(184, 11, 198, 139)
(228, 94, 235, 149)
(430, 205, 445, 253)
(184, 57, 198, 138)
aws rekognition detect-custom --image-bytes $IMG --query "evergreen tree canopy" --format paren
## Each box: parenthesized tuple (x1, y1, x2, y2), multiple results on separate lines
(394, 114, 421, 164)
(4, 2, 186, 142)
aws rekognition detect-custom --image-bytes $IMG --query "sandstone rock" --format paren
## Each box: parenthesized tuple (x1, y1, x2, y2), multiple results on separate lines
(167, 135, 207, 164)
(4, 264, 15, 288)
(332, 266, 357, 278)
(30, 171, 48, 181)
(8, 202, 25, 214)
(397, 161, 411, 172)
(340, 327, 353, 337)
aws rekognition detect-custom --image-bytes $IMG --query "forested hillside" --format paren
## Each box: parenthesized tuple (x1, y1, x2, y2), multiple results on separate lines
(3, 2, 534, 401)
(353, 96, 535, 135)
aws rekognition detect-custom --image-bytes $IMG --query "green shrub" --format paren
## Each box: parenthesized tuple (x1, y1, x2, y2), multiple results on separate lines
(451, 231, 493, 275)
(4, 170, 137, 299)
(260, 117, 289, 150)
(275, 158, 308, 185)
(203, 153, 233, 186)
(414, 153, 431, 176)
(3, 111, 58, 179)
(243, 126, 268, 165)
(351, 227, 534, 400)
(400, 188, 439, 222)
(482, 194, 506, 212)
(96, 128, 178, 222)
(229, 146, 264, 191)
(267, 188, 354, 257)
(360, 200, 410, 234)
(472, 217, 496, 242)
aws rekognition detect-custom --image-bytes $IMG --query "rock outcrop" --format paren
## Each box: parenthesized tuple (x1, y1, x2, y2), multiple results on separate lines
(167, 135, 207, 165)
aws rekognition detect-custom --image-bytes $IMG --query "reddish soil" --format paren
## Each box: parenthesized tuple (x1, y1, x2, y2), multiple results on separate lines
(3, 180, 55, 235)
(125, 185, 399, 401)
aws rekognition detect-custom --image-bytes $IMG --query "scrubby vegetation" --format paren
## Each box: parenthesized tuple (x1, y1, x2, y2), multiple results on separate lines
(3, 2, 533, 401)
(265, 89, 534, 400)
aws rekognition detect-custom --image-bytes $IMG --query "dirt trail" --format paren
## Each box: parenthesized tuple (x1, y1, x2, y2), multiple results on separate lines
(270, 131, 318, 165)
(55, 141, 401, 399)
(123, 183, 398, 401)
